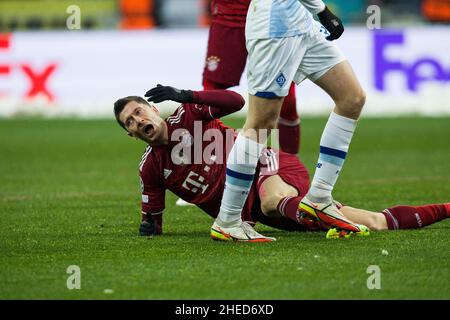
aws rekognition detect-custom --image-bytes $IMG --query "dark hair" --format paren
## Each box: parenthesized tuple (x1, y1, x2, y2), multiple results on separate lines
(114, 96, 150, 130)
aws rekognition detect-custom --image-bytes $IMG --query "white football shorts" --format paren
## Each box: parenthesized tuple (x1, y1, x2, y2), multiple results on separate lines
(246, 25, 346, 98)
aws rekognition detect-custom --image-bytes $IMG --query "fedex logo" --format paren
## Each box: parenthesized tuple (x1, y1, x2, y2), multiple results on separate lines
(374, 31, 450, 92)
(0, 34, 57, 101)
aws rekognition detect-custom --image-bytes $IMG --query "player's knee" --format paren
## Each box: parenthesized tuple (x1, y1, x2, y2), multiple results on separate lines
(364, 214, 384, 231)
(245, 112, 279, 131)
(260, 194, 283, 217)
(259, 116, 279, 130)
(349, 90, 366, 115)
(355, 90, 366, 110)
(246, 96, 283, 130)
(337, 90, 366, 118)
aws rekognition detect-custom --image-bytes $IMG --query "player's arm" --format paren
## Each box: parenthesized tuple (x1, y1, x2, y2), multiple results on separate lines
(145, 84, 245, 118)
(191, 89, 245, 118)
(140, 170, 166, 236)
(299, 0, 344, 40)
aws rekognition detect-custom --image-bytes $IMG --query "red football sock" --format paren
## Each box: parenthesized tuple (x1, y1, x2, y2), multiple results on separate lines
(277, 196, 302, 223)
(278, 83, 300, 154)
(382, 204, 449, 230)
(277, 196, 323, 231)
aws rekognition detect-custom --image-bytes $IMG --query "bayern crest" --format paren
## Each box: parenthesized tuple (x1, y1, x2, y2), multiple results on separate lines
(206, 56, 220, 72)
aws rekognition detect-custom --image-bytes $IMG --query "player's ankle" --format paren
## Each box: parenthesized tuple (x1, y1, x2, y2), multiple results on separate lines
(304, 193, 332, 204)
(215, 216, 241, 228)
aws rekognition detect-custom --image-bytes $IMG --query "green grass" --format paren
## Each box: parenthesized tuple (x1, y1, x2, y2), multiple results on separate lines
(0, 117, 449, 299)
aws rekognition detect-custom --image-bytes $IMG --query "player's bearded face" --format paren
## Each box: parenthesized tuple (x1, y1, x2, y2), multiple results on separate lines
(120, 101, 167, 145)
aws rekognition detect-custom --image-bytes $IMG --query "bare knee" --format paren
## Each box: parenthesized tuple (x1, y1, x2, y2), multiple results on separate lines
(258, 174, 299, 218)
(336, 90, 366, 119)
(260, 194, 284, 218)
(245, 107, 280, 130)
(245, 96, 283, 132)
(364, 214, 386, 231)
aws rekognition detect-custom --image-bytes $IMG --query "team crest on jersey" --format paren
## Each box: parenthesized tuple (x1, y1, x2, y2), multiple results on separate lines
(276, 72, 286, 87)
(206, 56, 220, 72)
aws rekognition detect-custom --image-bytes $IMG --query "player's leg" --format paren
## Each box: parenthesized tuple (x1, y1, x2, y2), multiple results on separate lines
(337, 203, 450, 231)
(304, 61, 365, 203)
(255, 151, 329, 232)
(259, 174, 298, 218)
(380, 203, 450, 230)
(213, 37, 304, 240)
(258, 175, 326, 232)
(295, 31, 366, 233)
(202, 23, 247, 89)
(256, 174, 316, 232)
(338, 206, 388, 231)
(278, 82, 301, 154)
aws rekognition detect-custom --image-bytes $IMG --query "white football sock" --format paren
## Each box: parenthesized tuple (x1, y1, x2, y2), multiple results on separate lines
(307, 111, 357, 203)
(217, 133, 265, 226)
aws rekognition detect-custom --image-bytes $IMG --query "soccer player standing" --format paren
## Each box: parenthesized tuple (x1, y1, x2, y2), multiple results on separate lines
(177, 0, 301, 208)
(203, 0, 301, 154)
(213, 0, 367, 241)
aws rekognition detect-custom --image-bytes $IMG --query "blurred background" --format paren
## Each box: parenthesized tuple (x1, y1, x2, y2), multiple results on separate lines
(0, 0, 449, 117)
(1, 0, 449, 30)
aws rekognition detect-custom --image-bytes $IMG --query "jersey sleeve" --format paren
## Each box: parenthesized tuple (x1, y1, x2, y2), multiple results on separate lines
(140, 152, 166, 217)
(187, 103, 217, 122)
(190, 90, 245, 119)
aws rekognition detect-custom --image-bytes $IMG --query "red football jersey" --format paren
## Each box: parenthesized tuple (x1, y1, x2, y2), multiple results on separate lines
(140, 103, 246, 222)
(211, 0, 250, 28)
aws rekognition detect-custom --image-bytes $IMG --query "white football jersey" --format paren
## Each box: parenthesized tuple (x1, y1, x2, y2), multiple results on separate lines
(245, 0, 326, 40)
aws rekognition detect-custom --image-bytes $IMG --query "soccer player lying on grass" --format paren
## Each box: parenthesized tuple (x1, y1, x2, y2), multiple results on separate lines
(113, 85, 450, 241)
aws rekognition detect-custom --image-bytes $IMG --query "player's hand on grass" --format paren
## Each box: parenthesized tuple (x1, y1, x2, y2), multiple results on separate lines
(145, 84, 194, 104)
(318, 6, 344, 41)
(139, 215, 162, 236)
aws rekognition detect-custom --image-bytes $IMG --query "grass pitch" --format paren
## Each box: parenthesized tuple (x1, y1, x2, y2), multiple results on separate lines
(0, 116, 449, 299)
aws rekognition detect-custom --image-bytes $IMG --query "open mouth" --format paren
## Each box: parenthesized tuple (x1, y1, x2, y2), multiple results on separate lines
(143, 124, 154, 136)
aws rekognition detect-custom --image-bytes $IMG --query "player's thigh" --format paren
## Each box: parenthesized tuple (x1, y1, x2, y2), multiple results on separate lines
(203, 23, 247, 87)
(313, 61, 365, 110)
(294, 29, 346, 84)
(294, 30, 364, 104)
(258, 174, 298, 217)
(340, 206, 388, 231)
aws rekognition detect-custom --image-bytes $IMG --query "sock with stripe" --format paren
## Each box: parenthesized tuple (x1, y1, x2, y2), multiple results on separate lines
(217, 133, 265, 227)
(382, 204, 450, 230)
(307, 112, 357, 203)
(277, 196, 302, 223)
(277, 196, 323, 230)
